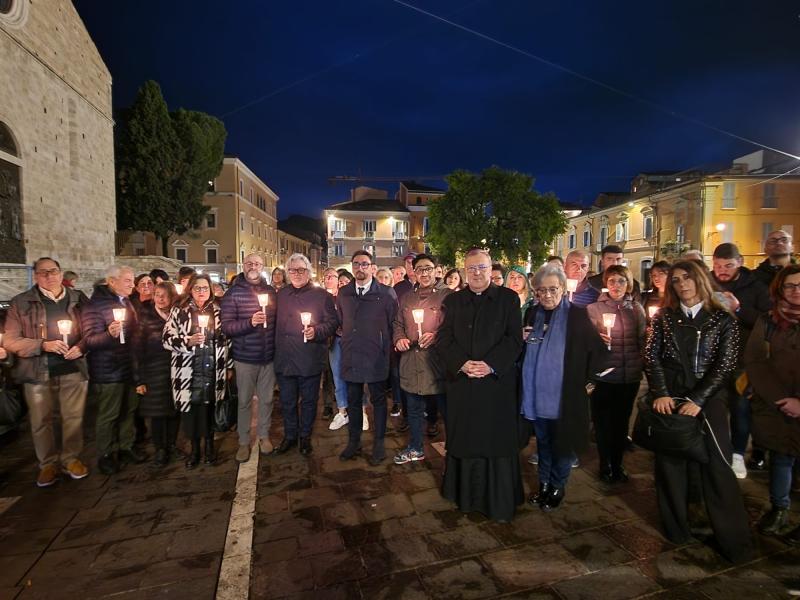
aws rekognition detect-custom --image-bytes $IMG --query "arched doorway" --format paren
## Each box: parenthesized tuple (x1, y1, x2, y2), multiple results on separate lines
(0, 121, 25, 263)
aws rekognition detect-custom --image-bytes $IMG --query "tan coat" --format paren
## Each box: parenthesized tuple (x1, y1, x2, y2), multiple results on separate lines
(393, 280, 452, 395)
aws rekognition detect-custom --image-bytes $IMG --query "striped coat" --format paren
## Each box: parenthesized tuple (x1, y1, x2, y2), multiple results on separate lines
(162, 301, 232, 412)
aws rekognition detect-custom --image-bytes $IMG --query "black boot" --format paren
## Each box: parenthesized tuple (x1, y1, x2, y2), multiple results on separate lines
(204, 438, 216, 465)
(758, 506, 789, 536)
(612, 465, 629, 483)
(299, 437, 313, 456)
(273, 438, 298, 455)
(540, 487, 565, 512)
(339, 442, 362, 461)
(528, 482, 550, 506)
(186, 440, 201, 470)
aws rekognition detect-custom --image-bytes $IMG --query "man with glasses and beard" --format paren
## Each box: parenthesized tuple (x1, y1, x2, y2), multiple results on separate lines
(754, 230, 795, 288)
(221, 253, 277, 463)
(436, 248, 524, 522)
(337, 250, 398, 465)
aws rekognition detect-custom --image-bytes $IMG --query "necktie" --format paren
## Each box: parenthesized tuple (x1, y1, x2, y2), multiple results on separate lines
(358, 287, 364, 297)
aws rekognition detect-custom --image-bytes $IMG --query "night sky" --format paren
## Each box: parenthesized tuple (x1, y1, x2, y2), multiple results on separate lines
(73, 0, 800, 218)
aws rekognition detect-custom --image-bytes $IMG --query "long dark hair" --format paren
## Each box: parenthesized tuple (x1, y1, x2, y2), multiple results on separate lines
(662, 260, 728, 313)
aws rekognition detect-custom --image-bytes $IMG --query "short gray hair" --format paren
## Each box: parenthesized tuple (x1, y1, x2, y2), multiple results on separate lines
(533, 264, 567, 289)
(286, 253, 312, 272)
(106, 265, 134, 279)
(464, 248, 491, 262)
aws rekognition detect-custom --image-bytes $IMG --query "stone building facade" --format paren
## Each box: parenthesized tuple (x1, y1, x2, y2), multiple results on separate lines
(0, 0, 115, 292)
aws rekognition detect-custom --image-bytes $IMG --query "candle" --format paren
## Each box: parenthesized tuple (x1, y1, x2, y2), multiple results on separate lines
(601, 288, 609, 294)
(112, 308, 127, 344)
(648, 306, 658, 319)
(197, 314, 210, 348)
(412, 308, 425, 340)
(602, 313, 616, 350)
(258, 293, 270, 328)
(300, 312, 312, 343)
(566, 278, 578, 302)
(174, 284, 184, 295)
(57, 319, 72, 345)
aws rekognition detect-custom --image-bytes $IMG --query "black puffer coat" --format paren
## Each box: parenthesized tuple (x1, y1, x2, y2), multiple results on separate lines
(81, 284, 137, 384)
(220, 274, 276, 365)
(131, 303, 174, 418)
(644, 306, 740, 407)
(587, 294, 646, 384)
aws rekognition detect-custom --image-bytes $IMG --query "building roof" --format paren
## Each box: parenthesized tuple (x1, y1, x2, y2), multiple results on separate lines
(401, 181, 445, 193)
(325, 198, 410, 213)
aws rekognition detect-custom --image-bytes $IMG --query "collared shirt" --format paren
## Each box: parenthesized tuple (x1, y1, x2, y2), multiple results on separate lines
(680, 302, 702, 319)
(37, 285, 66, 302)
(356, 280, 372, 296)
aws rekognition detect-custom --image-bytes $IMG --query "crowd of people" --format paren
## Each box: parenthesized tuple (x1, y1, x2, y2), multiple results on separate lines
(0, 228, 798, 565)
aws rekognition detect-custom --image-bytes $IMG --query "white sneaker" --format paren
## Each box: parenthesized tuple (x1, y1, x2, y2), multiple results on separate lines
(329, 412, 349, 431)
(731, 453, 747, 479)
(363, 409, 369, 431)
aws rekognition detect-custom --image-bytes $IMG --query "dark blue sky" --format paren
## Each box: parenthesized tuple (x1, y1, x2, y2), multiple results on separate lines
(73, 0, 800, 218)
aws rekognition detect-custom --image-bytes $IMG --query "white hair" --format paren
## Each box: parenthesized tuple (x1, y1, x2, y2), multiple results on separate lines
(106, 265, 134, 279)
(286, 253, 312, 272)
(533, 264, 567, 288)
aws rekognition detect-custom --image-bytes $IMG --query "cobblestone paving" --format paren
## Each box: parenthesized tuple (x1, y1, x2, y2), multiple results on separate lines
(1, 393, 798, 599)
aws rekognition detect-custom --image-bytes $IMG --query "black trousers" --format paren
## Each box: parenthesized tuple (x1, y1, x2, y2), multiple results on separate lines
(151, 415, 179, 450)
(591, 381, 639, 470)
(654, 393, 753, 563)
(181, 402, 214, 442)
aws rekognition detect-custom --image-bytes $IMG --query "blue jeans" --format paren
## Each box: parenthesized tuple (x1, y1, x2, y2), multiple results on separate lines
(328, 338, 348, 410)
(277, 373, 321, 440)
(769, 451, 797, 509)
(346, 380, 387, 458)
(404, 392, 443, 452)
(533, 418, 574, 489)
(729, 388, 751, 455)
(390, 355, 406, 414)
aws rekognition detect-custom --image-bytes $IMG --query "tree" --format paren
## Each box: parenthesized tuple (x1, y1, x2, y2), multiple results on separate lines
(427, 166, 567, 266)
(115, 81, 227, 255)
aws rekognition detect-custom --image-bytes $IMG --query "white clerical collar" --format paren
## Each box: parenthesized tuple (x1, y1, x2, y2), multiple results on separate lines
(680, 302, 702, 318)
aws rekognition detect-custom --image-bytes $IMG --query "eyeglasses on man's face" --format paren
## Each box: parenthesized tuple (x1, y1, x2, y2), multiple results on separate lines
(243, 261, 264, 268)
(535, 287, 561, 296)
(415, 266, 434, 275)
(465, 264, 490, 274)
(352, 261, 372, 269)
(288, 268, 308, 275)
(36, 268, 61, 277)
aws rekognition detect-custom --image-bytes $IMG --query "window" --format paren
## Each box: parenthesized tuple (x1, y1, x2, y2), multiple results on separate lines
(424, 243, 431, 254)
(250, 188, 254, 204)
(239, 179, 243, 196)
(568, 227, 576, 250)
(240, 249, 245, 263)
(363, 243, 375, 256)
(763, 183, 777, 208)
(599, 225, 608, 248)
(206, 211, 216, 229)
(762, 222, 773, 245)
(363, 220, 376, 233)
(392, 244, 405, 257)
(393, 220, 408, 239)
(251, 220, 255, 235)
(176, 248, 187, 263)
(582, 227, 591, 248)
(643, 215, 654, 239)
(416, 196, 422, 205)
(722, 182, 735, 209)
(206, 248, 218, 263)
(615, 221, 628, 242)
(422, 217, 430, 236)
(640, 258, 653, 284)
(240, 213, 245, 231)
(676, 223, 685, 244)
(207, 179, 215, 192)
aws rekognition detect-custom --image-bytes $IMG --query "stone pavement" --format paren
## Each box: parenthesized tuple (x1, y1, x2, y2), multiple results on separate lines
(0, 393, 798, 600)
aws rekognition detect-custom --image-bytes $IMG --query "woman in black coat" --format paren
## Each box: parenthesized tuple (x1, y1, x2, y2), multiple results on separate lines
(132, 282, 178, 467)
(645, 260, 753, 563)
(521, 265, 608, 511)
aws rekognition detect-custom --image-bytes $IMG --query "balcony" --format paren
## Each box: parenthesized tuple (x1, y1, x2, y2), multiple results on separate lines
(393, 232, 408, 242)
(363, 231, 375, 241)
(332, 230, 344, 240)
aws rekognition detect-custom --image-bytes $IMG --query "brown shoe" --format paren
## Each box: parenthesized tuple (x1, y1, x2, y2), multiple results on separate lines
(37, 464, 59, 488)
(62, 459, 89, 480)
(235, 444, 251, 463)
(259, 438, 273, 455)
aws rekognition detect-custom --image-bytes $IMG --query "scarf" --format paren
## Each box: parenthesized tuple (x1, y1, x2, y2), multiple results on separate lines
(773, 297, 800, 330)
(520, 296, 569, 420)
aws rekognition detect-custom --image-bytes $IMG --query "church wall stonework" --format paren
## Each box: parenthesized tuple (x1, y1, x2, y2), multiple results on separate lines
(0, 0, 115, 290)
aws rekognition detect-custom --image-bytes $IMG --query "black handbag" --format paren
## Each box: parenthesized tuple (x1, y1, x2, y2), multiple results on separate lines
(214, 377, 238, 433)
(632, 397, 709, 463)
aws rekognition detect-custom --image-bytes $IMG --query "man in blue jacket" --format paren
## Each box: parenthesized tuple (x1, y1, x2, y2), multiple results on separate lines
(337, 250, 398, 465)
(273, 254, 339, 456)
(221, 254, 277, 463)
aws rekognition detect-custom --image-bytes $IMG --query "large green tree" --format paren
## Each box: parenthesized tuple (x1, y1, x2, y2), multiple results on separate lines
(115, 81, 226, 255)
(427, 166, 567, 266)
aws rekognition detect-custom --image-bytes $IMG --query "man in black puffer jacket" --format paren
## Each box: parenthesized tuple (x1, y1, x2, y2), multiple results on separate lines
(221, 254, 277, 463)
(81, 265, 142, 474)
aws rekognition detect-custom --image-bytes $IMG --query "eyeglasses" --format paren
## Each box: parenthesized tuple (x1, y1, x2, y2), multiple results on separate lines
(36, 268, 61, 277)
(243, 261, 264, 268)
(783, 283, 800, 292)
(535, 287, 561, 296)
(606, 277, 628, 286)
(466, 265, 490, 274)
(352, 261, 372, 269)
(767, 237, 790, 245)
(415, 266, 434, 274)
(288, 268, 308, 275)
(193, 286, 210, 293)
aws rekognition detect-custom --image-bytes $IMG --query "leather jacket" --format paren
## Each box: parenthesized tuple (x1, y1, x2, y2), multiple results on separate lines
(644, 306, 740, 407)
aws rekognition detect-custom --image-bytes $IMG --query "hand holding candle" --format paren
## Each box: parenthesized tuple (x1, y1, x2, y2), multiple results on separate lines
(300, 312, 312, 343)
(57, 319, 72, 345)
(112, 308, 127, 344)
(648, 306, 658, 319)
(566, 278, 578, 302)
(412, 308, 425, 340)
(197, 314, 210, 348)
(258, 294, 270, 328)
(602, 313, 616, 350)
(174, 284, 184, 296)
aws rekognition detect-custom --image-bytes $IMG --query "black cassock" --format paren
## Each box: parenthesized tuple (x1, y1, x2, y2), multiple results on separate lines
(436, 284, 524, 521)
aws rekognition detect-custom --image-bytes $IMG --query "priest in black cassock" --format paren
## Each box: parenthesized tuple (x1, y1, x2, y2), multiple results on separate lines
(436, 248, 524, 522)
